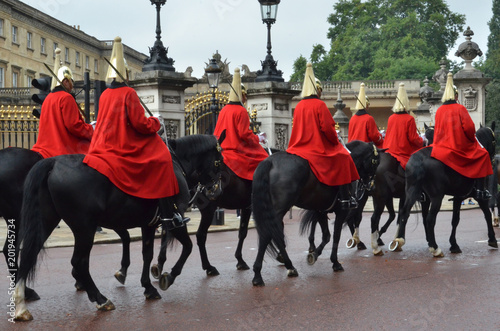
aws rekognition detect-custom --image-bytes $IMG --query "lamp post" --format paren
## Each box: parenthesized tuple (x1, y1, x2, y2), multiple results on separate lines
(143, 0, 175, 72)
(255, 0, 284, 82)
(205, 58, 222, 134)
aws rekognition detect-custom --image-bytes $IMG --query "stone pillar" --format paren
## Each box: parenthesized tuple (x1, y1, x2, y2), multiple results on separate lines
(131, 70, 197, 138)
(332, 88, 349, 141)
(453, 27, 491, 127)
(246, 81, 300, 150)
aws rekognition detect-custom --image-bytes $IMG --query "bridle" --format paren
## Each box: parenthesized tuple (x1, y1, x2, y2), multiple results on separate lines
(188, 141, 224, 204)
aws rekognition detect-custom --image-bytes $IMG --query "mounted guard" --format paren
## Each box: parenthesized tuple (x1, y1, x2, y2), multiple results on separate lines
(286, 62, 359, 209)
(83, 36, 189, 228)
(431, 73, 493, 200)
(347, 82, 384, 148)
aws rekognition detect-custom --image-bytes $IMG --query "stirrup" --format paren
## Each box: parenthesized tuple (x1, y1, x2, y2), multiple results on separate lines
(162, 213, 190, 231)
(475, 189, 492, 201)
(341, 197, 358, 210)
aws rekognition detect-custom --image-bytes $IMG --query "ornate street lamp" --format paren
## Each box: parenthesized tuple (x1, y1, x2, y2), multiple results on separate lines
(143, 0, 175, 72)
(205, 58, 222, 133)
(255, 0, 284, 82)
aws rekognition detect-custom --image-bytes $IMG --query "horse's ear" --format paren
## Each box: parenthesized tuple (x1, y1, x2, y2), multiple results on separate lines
(218, 129, 227, 145)
(424, 123, 429, 130)
(491, 120, 496, 132)
(378, 148, 388, 153)
(480, 123, 483, 128)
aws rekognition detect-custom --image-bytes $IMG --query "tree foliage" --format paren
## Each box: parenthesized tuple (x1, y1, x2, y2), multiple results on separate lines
(291, 0, 466, 81)
(485, 0, 500, 136)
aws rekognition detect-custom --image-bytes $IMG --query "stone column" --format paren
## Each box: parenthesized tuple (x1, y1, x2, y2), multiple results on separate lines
(246, 81, 300, 150)
(131, 70, 197, 138)
(332, 88, 350, 141)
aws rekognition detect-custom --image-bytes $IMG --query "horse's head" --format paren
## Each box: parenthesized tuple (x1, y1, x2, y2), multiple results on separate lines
(476, 121, 496, 161)
(424, 123, 434, 145)
(346, 141, 383, 184)
(170, 132, 225, 189)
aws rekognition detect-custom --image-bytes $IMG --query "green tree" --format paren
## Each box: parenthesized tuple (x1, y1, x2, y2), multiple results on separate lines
(293, 0, 465, 81)
(484, 0, 500, 135)
(289, 55, 307, 83)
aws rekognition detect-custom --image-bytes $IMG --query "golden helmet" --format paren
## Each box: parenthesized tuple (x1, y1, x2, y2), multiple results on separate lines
(56, 66, 74, 86)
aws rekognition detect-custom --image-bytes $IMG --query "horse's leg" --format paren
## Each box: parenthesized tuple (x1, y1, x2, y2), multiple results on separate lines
(140, 227, 161, 299)
(4, 218, 40, 302)
(151, 224, 167, 279)
(370, 198, 385, 256)
(424, 198, 444, 257)
(235, 207, 251, 270)
(114, 229, 131, 284)
(70, 231, 115, 310)
(330, 209, 348, 271)
(378, 198, 396, 245)
(307, 220, 318, 253)
(478, 199, 499, 248)
(252, 229, 271, 286)
(346, 195, 368, 250)
(307, 212, 330, 264)
(159, 224, 193, 291)
(449, 198, 463, 253)
(196, 203, 219, 276)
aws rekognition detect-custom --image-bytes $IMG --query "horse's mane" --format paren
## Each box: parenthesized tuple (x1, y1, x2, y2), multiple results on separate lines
(476, 124, 496, 157)
(171, 134, 217, 160)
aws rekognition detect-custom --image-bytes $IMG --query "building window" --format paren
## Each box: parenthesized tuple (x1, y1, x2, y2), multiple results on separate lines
(85, 55, 89, 70)
(12, 26, 18, 44)
(94, 59, 98, 73)
(12, 72, 18, 87)
(53, 42, 58, 58)
(41, 37, 46, 54)
(27, 32, 33, 49)
(75, 51, 80, 67)
(0, 19, 4, 37)
(65, 47, 70, 63)
(0, 67, 4, 88)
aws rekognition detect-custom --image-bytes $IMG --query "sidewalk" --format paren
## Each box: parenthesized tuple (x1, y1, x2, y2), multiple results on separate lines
(0, 196, 478, 249)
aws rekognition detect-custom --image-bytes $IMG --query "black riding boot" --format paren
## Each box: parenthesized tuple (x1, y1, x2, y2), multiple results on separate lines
(159, 197, 190, 231)
(339, 185, 358, 210)
(475, 177, 492, 201)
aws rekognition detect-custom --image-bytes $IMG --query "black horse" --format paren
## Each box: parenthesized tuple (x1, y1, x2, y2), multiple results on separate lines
(151, 142, 278, 279)
(13, 134, 224, 321)
(251, 141, 380, 286)
(389, 124, 498, 256)
(0, 148, 42, 301)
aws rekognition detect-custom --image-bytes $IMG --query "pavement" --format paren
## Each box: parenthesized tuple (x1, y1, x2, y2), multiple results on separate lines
(0, 196, 480, 249)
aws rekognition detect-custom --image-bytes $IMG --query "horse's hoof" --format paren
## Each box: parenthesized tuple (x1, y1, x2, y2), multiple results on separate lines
(373, 248, 384, 256)
(151, 264, 161, 280)
(346, 238, 356, 249)
(276, 254, 285, 264)
(449, 245, 462, 254)
(252, 277, 265, 286)
(287, 268, 299, 277)
(389, 239, 404, 252)
(236, 262, 250, 270)
(206, 267, 220, 276)
(74, 281, 85, 291)
(488, 240, 498, 248)
(332, 263, 344, 272)
(114, 271, 126, 285)
(144, 287, 161, 300)
(493, 217, 499, 227)
(357, 242, 367, 250)
(159, 272, 173, 291)
(429, 247, 444, 257)
(96, 299, 115, 311)
(14, 309, 33, 321)
(307, 252, 317, 265)
(25, 288, 40, 302)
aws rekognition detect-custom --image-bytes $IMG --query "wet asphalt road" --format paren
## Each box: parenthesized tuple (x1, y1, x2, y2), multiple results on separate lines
(1, 208, 499, 330)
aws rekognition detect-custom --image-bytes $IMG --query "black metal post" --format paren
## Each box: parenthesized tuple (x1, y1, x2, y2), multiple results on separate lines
(84, 71, 90, 123)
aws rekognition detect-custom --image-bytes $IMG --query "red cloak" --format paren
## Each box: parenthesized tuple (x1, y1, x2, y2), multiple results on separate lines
(83, 85, 179, 199)
(383, 112, 424, 169)
(431, 102, 492, 178)
(347, 110, 384, 148)
(287, 97, 359, 186)
(213, 102, 268, 181)
(32, 88, 93, 158)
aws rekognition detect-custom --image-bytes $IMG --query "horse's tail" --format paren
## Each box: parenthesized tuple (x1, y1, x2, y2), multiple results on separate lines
(402, 150, 427, 218)
(252, 159, 282, 257)
(299, 210, 328, 235)
(17, 157, 57, 284)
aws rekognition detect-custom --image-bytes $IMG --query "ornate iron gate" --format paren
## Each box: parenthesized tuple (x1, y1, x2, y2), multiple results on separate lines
(0, 105, 39, 149)
(184, 90, 229, 136)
